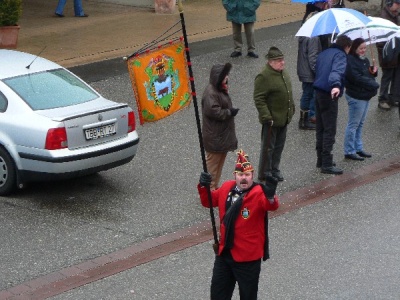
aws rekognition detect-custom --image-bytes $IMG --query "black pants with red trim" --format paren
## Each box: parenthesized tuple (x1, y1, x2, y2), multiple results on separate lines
(210, 250, 261, 300)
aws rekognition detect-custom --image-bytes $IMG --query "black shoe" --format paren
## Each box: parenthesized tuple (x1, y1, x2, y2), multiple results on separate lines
(316, 161, 336, 168)
(378, 102, 391, 111)
(321, 166, 343, 175)
(55, 13, 65, 17)
(230, 51, 242, 58)
(356, 151, 372, 158)
(247, 52, 259, 58)
(299, 122, 316, 130)
(345, 154, 364, 161)
(272, 171, 284, 181)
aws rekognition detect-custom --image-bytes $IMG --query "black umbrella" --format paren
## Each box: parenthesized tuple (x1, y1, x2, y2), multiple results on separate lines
(383, 36, 400, 64)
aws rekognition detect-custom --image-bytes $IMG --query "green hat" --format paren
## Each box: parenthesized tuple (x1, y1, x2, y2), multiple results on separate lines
(266, 46, 284, 60)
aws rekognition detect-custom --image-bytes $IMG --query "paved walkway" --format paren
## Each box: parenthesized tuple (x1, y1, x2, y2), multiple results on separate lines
(18, 0, 305, 67)
(2, 155, 400, 299)
(3, 1, 397, 299)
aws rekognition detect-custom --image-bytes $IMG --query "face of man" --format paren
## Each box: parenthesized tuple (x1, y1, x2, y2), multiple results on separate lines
(234, 171, 254, 190)
(390, 2, 400, 14)
(344, 46, 351, 54)
(268, 58, 285, 72)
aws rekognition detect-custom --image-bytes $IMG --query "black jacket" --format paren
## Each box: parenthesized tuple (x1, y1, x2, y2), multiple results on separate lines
(345, 54, 379, 101)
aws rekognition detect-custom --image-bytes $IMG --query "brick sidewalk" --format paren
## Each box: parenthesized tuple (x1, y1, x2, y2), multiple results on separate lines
(17, 0, 304, 67)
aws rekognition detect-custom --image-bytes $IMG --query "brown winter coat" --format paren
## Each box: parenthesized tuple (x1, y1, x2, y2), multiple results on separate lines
(201, 64, 238, 153)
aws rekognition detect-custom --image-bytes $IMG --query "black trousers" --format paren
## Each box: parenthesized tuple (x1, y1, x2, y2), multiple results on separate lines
(211, 250, 261, 300)
(257, 123, 288, 181)
(315, 90, 339, 168)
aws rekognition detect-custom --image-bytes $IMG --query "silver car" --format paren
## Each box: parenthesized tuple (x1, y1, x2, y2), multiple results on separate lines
(0, 50, 139, 195)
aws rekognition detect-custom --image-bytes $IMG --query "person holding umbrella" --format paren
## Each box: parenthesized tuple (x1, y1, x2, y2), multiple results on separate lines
(314, 35, 352, 175)
(343, 38, 379, 161)
(376, 0, 400, 110)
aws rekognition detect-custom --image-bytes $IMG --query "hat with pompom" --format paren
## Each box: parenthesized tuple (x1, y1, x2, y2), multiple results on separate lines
(234, 149, 254, 173)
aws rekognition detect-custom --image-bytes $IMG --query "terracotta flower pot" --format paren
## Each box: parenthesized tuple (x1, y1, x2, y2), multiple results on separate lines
(0, 25, 20, 49)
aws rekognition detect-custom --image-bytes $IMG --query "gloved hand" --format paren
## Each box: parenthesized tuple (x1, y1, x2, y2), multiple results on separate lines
(199, 172, 212, 187)
(263, 174, 278, 199)
(230, 108, 239, 117)
(265, 120, 273, 126)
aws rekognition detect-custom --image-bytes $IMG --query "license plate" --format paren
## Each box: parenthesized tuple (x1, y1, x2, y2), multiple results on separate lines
(85, 123, 116, 140)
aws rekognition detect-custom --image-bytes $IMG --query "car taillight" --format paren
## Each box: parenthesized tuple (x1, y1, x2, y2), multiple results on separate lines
(45, 128, 68, 150)
(128, 111, 136, 133)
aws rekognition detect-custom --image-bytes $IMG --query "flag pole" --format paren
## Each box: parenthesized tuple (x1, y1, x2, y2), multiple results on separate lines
(177, 0, 219, 252)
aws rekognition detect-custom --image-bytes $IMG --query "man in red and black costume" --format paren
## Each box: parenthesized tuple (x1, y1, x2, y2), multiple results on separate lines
(198, 149, 280, 300)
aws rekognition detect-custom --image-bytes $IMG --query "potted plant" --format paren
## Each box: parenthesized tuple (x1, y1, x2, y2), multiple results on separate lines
(0, 0, 22, 49)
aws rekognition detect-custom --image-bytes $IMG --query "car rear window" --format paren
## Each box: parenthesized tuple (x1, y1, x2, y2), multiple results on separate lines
(3, 69, 98, 110)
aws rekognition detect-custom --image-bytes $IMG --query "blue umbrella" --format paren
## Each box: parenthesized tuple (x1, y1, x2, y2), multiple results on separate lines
(296, 8, 372, 37)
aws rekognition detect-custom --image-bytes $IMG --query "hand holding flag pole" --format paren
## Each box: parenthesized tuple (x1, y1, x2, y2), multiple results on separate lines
(178, 0, 219, 253)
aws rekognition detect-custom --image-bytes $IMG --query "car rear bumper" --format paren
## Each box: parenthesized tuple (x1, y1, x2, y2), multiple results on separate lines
(16, 135, 139, 183)
(18, 155, 135, 183)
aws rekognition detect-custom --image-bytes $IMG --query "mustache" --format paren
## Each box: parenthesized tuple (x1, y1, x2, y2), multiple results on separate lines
(240, 179, 248, 184)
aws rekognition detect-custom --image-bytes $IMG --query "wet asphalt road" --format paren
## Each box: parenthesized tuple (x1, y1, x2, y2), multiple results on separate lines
(1, 21, 400, 298)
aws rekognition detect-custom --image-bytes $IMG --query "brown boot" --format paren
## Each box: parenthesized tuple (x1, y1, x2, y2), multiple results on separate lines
(299, 110, 315, 130)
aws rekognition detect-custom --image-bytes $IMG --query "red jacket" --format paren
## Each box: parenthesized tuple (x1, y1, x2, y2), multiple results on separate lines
(198, 180, 279, 262)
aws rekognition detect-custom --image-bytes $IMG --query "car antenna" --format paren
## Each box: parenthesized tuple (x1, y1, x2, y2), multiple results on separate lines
(26, 46, 47, 69)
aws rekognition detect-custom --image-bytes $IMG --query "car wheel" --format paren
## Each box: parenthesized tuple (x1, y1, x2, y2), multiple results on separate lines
(0, 147, 16, 196)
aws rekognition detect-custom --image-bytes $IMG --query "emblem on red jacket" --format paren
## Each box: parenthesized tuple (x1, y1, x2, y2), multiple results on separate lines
(241, 207, 250, 219)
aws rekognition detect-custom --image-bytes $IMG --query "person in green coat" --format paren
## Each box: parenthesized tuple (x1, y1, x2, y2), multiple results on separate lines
(254, 47, 295, 182)
(222, 0, 261, 58)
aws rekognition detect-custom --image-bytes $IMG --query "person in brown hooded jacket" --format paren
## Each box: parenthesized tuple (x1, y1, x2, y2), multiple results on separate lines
(201, 63, 239, 190)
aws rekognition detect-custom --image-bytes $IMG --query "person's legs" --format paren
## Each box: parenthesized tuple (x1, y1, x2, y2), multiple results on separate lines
(300, 82, 314, 111)
(258, 124, 275, 181)
(232, 22, 243, 53)
(316, 91, 340, 172)
(206, 152, 227, 190)
(355, 100, 369, 152)
(243, 22, 255, 53)
(211, 254, 237, 300)
(299, 82, 316, 129)
(344, 94, 364, 155)
(389, 65, 400, 105)
(55, 0, 67, 15)
(73, 0, 85, 16)
(315, 92, 324, 167)
(321, 98, 338, 167)
(310, 90, 316, 119)
(233, 259, 261, 300)
(379, 68, 395, 109)
(271, 125, 287, 180)
(214, 152, 227, 189)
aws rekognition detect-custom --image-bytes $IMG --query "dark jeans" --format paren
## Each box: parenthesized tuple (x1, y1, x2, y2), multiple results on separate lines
(379, 66, 400, 103)
(257, 123, 288, 181)
(300, 82, 316, 118)
(211, 250, 261, 300)
(315, 90, 338, 167)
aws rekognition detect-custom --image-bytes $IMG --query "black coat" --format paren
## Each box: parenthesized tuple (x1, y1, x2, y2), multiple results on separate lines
(345, 54, 379, 101)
